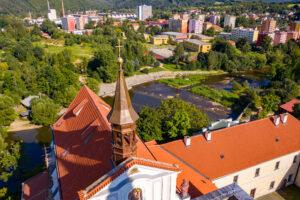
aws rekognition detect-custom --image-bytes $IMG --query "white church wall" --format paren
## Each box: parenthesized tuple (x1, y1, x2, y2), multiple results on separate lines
(89, 164, 180, 200)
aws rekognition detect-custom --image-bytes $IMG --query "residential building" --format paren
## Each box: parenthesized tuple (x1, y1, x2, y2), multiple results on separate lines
(183, 39, 212, 53)
(198, 14, 205, 21)
(180, 13, 190, 20)
(211, 25, 223, 32)
(74, 15, 88, 30)
(287, 31, 299, 41)
(204, 22, 212, 31)
(257, 32, 275, 46)
(290, 21, 300, 34)
(62, 15, 76, 31)
(47, 9, 57, 21)
(187, 34, 213, 42)
(231, 27, 259, 44)
(137, 5, 152, 21)
(219, 32, 232, 40)
(273, 31, 287, 45)
(224, 15, 236, 28)
(188, 19, 204, 34)
(280, 99, 300, 113)
(150, 35, 168, 45)
(169, 19, 188, 33)
(260, 19, 276, 33)
(210, 15, 220, 25)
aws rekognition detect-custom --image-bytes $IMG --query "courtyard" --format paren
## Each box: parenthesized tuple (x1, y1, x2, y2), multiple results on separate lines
(256, 185, 300, 200)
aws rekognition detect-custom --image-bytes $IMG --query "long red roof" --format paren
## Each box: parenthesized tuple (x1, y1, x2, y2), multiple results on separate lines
(161, 113, 300, 180)
(53, 86, 155, 200)
(280, 99, 300, 113)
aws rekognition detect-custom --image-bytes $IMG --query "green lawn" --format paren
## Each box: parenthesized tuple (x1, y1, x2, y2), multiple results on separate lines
(257, 185, 300, 200)
(189, 85, 239, 107)
(34, 40, 94, 60)
(163, 63, 185, 71)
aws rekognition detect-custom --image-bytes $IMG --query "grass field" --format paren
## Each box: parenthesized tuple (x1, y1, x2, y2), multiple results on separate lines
(34, 40, 94, 60)
(159, 72, 223, 88)
(257, 185, 300, 200)
(189, 85, 239, 107)
(163, 63, 187, 71)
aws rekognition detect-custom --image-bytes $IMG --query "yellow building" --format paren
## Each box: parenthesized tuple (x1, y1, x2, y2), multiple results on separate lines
(150, 35, 169, 45)
(187, 34, 214, 42)
(183, 39, 212, 53)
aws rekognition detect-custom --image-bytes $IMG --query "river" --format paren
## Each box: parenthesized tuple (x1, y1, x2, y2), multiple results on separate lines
(104, 69, 269, 120)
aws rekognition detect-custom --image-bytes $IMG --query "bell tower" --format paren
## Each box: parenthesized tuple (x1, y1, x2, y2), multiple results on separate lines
(108, 40, 139, 165)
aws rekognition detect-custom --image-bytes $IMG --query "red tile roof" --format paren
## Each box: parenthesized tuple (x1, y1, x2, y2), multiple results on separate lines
(161, 113, 300, 180)
(53, 85, 155, 200)
(22, 170, 50, 200)
(280, 99, 300, 113)
(211, 25, 223, 30)
(147, 144, 218, 198)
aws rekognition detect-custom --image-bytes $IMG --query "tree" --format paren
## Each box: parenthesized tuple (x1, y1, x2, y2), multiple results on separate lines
(0, 95, 16, 126)
(31, 96, 59, 126)
(236, 37, 251, 53)
(293, 104, 300, 120)
(261, 94, 281, 113)
(86, 77, 100, 94)
(206, 27, 215, 36)
(173, 43, 185, 65)
(261, 36, 273, 52)
(163, 111, 190, 138)
(136, 106, 163, 142)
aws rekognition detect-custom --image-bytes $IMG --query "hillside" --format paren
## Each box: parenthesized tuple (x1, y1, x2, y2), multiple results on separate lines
(0, 0, 218, 16)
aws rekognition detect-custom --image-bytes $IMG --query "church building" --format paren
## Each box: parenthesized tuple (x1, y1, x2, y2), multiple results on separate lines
(22, 52, 300, 200)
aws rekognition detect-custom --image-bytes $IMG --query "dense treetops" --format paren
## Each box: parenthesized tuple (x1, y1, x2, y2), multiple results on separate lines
(137, 98, 210, 143)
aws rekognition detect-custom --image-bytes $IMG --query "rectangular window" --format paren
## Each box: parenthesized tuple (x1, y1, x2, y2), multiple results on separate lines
(233, 175, 238, 183)
(288, 174, 293, 182)
(275, 161, 280, 170)
(250, 188, 256, 198)
(255, 168, 260, 177)
(269, 181, 275, 190)
(293, 155, 297, 163)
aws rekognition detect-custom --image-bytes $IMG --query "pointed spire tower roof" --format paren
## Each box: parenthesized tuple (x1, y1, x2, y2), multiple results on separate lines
(108, 40, 139, 125)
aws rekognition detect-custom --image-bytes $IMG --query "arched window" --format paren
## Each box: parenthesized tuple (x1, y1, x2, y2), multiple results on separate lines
(128, 188, 143, 200)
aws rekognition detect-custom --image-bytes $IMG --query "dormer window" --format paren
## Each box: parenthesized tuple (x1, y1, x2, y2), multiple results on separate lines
(73, 99, 88, 117)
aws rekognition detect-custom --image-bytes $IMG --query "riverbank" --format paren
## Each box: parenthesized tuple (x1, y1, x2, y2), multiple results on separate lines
(99, 70, 223, 97)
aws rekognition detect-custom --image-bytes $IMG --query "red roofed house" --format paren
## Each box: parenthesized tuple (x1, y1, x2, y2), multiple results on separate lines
(280, 99, 300, 113)
(22, 52, 300, 200)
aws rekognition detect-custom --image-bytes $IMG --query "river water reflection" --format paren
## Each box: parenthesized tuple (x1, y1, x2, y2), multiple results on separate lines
(105, 70, 269, 120)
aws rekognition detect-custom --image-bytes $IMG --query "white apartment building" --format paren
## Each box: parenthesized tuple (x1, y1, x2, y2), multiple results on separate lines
(137, 5, 152, 21)
(224, 15, 236, 28)
(232, 27, 259, 43)
(47, 9, 57, 21)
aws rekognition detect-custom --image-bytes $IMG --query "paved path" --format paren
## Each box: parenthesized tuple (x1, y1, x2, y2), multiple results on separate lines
(99, 70, 221, 97)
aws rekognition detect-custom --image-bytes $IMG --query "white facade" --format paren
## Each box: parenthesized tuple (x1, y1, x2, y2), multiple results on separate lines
(47, 9, 57, 21)
(209, 15, 220, 25)
(188, 19, 204, 34)
(88, 164, 180, 200)
(213, 151, 300, 199)
(232, 27, 259, 43)
(137, 5, 152, 21)
(224, 15, 236, 28)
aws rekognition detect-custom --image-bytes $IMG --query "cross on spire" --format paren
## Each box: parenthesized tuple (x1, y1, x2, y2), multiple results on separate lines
(116, 39, 123, 58)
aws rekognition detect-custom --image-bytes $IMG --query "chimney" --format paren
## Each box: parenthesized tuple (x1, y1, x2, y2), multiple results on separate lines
(61, 0, 65, 17)
(46, 0, 50, 11)
(281, 113, 288, 125)
(205, 131, 211, 142)
(273, 115, 280, 127)
(226, 121, 231, 128)
(184, 136, 191, 148)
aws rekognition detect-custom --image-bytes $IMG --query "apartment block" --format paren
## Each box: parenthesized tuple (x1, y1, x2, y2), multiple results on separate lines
(188, 19, 204, 34)
(231, 27, 259, 44)
(169, 19, 188, 33)
(260, 19, 276, 33)
(62, 16, 76, 31)
(224, 15, 236, 28)
(273, 31, 287, 45)
(137, 5, 152, 21)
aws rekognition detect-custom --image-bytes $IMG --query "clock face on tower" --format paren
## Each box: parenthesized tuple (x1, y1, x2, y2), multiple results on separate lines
(128, 188, 143, 200)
